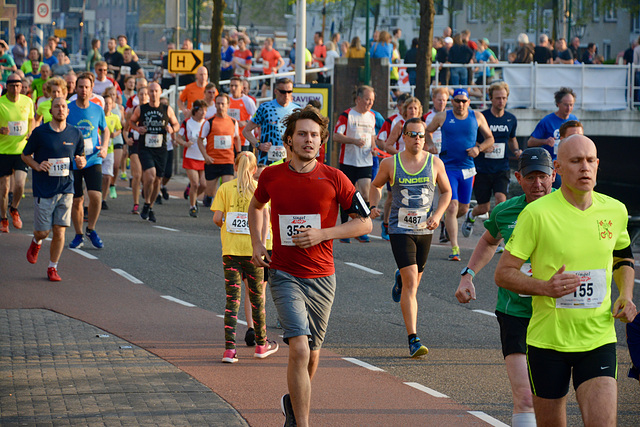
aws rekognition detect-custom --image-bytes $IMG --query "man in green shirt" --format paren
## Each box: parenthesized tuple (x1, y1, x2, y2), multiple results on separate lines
(495, 135, 636, 426)
(456, 147, 554, 427)
(0, 40, 18, 83)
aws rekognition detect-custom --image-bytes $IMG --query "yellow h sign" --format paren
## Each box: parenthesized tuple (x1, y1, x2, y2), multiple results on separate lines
(168, 50, 204, 74)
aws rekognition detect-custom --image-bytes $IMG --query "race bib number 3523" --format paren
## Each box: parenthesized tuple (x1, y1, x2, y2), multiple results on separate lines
(278, 214, 321, 246)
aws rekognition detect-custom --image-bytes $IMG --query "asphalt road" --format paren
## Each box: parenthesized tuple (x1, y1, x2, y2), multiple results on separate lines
(13, 174, 640, 426)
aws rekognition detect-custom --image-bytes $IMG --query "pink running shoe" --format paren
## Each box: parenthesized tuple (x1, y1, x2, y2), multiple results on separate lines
(222, 349, 238, 363)
(254, 339, 279, 359)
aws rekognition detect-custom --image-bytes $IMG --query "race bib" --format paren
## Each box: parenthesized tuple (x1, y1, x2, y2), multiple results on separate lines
(462, 167, 477, 180)
(48, 157, 70, 177)
(120, 65, 131, 75)
(187, 130, 200, 144)
(83, 138, 94, 156)
(556, 269, 607, 309)
(8, 120, 27, 136)
(145, 134, 163, 148)
(485, 143, 505, 159)
(268, 145, 287, 162)
(214, 135, 232, 150)
(279, 214, 321, 246)
(225, 212, 250, 234)
(433, 132, 442, 154)
(397, 207, 430, 231)
(554, 139, 560, 155)
(228, 108, 241, 120)
(518, 262, 533, 297)
(358, 133, 372, 150)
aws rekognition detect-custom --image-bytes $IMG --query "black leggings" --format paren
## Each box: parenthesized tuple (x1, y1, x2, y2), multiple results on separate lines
(389, 233, 433, 271)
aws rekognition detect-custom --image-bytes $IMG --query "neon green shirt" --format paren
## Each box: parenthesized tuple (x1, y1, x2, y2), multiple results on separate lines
(105, 114, 122, 154)
(37, 99, 53, 123)
(506, 190, 630, 352)
(0, 94, 34, 154)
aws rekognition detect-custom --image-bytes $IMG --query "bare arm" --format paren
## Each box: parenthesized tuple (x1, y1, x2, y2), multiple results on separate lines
(333, 132, 365, 147)
(527, 136, 555, 148)
(428, 156, 451, 229)
(369, 157, 393, 220)
(469, 112, 494, 157)
(292, 215, 372, 249)
(249, 196, 271, 267)
(167, 106, 180, 133)
(612, 257, 637, 323)
(242, 120, 260, 147)
(455, 230, 503, 303)
(212, 210, 224, 228)
(424, 112, 444, 154)
(384, 122, 403, 155)
(508, 137, 522, 157)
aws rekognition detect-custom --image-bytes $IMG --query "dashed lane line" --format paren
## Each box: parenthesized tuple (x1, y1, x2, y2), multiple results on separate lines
(111, 268, 143, 284)
(344, 262, 383, 275)
(342, 357, 385, 372)
(70, 248, 98, 260)
(161, 295, 196, 307)
(153, 225, 179, 232)
(403, 382, 449, 398)
(473, 309, 497, 317)
(468, 411, 510, 427)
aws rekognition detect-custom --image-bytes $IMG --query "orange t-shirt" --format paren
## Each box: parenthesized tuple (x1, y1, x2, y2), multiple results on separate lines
(261, 49, 282, 74)
(228, 95, 257, 146)
(180, 83, 218, 110)
(199, 115, 239, 164)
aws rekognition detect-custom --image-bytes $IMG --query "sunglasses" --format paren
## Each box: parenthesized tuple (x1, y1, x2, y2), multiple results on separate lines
(452, 98, 469, 104)
(277, 89, 293, 94)
(404, 131, 425, 139)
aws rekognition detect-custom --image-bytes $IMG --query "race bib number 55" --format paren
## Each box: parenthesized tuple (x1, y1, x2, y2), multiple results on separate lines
(278, 214, 321, 246)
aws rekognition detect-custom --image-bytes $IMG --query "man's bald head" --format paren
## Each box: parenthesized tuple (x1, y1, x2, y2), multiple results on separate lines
(555, 134, 599, 193)
(557, 134, 596, 160)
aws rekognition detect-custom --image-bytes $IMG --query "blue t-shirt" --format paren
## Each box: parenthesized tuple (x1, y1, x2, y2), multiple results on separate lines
(23, 122, 84, 198)
(440, 109, 478, 170)
(371, 42, 393, 59)
(530, 112, 578, 160)
(474, 109, 517, 174)
(221, 46, 234, 72)
(371, 109, 385, 134)
(42, 55, 59, 67)
(67, 101, 107, 169)
(474, 50, 495, 78)
(250, 99, 300, 165)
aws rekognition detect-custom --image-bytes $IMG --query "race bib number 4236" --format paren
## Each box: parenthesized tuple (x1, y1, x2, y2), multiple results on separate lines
(278, 214, 321, 246)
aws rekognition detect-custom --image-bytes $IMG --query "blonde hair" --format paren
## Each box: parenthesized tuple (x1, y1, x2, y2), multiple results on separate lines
(402, 97, 423, 117)
(488, 81, 510, 99)
(431, 86, 449, 98)
(45, 76, 68, 97)
(235, 151, 258, 199)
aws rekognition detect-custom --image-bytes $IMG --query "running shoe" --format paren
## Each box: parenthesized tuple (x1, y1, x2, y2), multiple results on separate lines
(140, 203, 150, 220)
(131, 204, 140, 215)
(281, 394, 297, 427)
(27, 240, 41, 264)
(47, 267, 62, 282)
(9, 208, 22, 229)
(461, 210, 475, 238)
(156, 194, 163, 205)
(449, 246, 461, 262)
(245, 328, 256, 346)
(0, 218, 8, 233)
(120, 172, 128, 181)
(101, 200, 109, 210)
(254, 339, 279, 359)
(161, 186, 169, 200)
(86, 230, 104, 249)
(409, 337, 429, 358)
(222, 349, 238, 363)
(69, 234, 84, 249)
(183, 184, 190, 200)
(203, 196, 212, 208)
(381, 223, 390, 241)
(355, 234, 370, 243)
(495, 243, 505, 254)
(148, 209, 156, 223)
(339, 238, 351, 244)
(189, 207, 198, 218)
(439, 222, 449, 243)
(392, 269, 402, 303)
(109, 186, 117, 199)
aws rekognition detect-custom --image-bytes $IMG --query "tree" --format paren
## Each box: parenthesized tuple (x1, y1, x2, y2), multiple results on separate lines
(415, 0, 435, 107)
(210, 0, 226, 85)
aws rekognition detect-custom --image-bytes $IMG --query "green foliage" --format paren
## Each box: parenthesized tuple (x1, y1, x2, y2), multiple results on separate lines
(139, 0, 165, 25)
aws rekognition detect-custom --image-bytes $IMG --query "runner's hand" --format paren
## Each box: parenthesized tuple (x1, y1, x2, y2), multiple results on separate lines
(258, 142, 271, 153)
(426, 213, 442, 230)
(466, 146, 480, 158)
(613, 296, 637, 323)
(545, 137, 555, 147)
(456, 277, 476, 303)
(292, 228, 325, 249)
(98, 146, 108, 158)
(252, 243, 271, 267)
(204, 155, 214, 165)
(0, 127, 8, 135)
(370, 207, 381, 220)
(545, 265, 579, 298)
(75, 155, 86, 169)
(37, 160, 51, 173)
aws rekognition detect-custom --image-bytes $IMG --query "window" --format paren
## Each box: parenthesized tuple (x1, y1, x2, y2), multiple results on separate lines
(602, 40, 611, 61)
(592, 1, 600, 22)
(467, 0, 479, 23)
(5, 0, 17, 5)
(632, 13, 640, 33)
(542, 9, 553, 35)
(527, 7, 537, 33)
(604, 7, 617, 23)
(435, 0, 444, 16)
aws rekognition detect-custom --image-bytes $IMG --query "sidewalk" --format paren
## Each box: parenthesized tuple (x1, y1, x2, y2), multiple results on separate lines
(0, 225, 490, 426)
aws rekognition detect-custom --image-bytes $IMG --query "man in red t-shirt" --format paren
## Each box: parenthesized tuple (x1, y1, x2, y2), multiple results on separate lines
(312, 31, 327, 82)
(259, 38, 285, 98)
(249, 106, 372, 427)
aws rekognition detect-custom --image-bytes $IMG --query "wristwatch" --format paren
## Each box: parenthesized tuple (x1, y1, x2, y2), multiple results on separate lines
(460, 267, 476, 278)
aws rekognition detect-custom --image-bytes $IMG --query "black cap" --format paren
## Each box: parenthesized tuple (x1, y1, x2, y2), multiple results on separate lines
(518, 147, 553, 176)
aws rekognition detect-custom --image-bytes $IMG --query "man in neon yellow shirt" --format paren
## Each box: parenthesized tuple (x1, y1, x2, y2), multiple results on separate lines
(0, 74, 35, 232)
(495, 134, 636, 426)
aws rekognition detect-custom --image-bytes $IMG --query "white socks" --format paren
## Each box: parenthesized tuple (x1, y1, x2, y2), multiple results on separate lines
(34, 237, 42, 245)
(512, 412, 536, 427)
(48, 261, 58, 269)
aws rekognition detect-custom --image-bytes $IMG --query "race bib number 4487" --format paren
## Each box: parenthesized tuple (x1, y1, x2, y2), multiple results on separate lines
(278, 214, 321, 246)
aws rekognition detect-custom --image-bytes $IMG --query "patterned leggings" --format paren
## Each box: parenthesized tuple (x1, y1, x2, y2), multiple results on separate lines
(223, 255, 266, 350)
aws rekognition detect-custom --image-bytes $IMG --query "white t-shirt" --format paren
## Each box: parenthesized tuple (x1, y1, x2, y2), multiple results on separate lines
(179, 118, 206, 160)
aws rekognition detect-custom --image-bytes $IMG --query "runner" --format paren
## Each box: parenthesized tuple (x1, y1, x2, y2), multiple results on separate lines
(197, 93, 240, 208)
(34, 77, 67, 125)
(248, 105, 372, 427)
(495, 134, 636, 426)
(333, 85, 377, 243)
(461, 81, 521, 238)
(101, 86, 126, 198)
(242, 78, 300, 166)
(128, 82, 179, 222)
(455, 147, 555, 427)
(21, 97, 85, 281)
(67, 72, 110, 249)
(123, 86, 149, 214)
(176, 99, 207, 217)
(212, 151, 278, 363)
(370, 117, 451, 357)
(228, 76, 257, 152)
(100, 93, 122, 210)
(424, 88, 494, 261)
(0, 74, 34, 233)
(178, 66, 215, 120)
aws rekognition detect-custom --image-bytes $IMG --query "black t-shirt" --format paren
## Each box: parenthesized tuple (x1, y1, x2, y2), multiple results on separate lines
(436, 47, 448, 63)
(104, 51, 124, 70)
(534, 46, 552, 64)
(138, 104, 169, 151)
(623, 48, 634, 64)
(448, 44, 474, 64)
(558, 49, 573, 62)
(22, 123, 84, 198)
(474, 109, 517, 174)
(118, 60, 142, 88)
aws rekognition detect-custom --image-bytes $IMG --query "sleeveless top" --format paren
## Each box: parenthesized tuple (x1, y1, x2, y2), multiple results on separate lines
(139, 103, 169, 150)
(389, 153, 436, 235)
(440, 109, 478, 170)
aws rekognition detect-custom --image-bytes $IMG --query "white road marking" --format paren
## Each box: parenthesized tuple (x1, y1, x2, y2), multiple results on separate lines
(153, 226, 179, 232)
(473, 309, 497, 317)
(111, 268, 143, 284)
(635, 279, 640, 285)
(169, 195, 180, 199)
(369, 234, 383, 240)
(468, 411, 510, 427)
(342, 357, 385, 372)
(344, 262, 383, 275)
(403, 382, 449, 398)
(70, 248, 98, 260)
(215, 314, 247, 325)
(161, 295, 196, 307)
(28, 234, 52, 241)
(635, 260, 640, 266)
